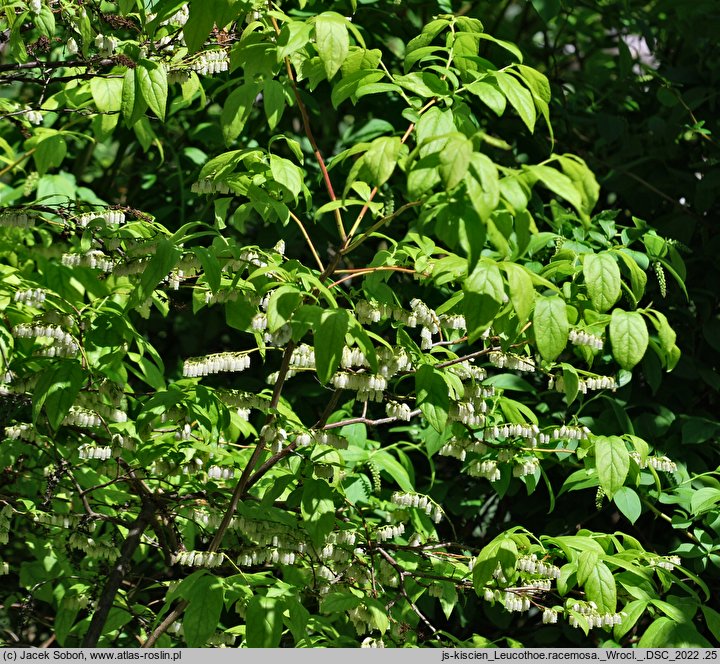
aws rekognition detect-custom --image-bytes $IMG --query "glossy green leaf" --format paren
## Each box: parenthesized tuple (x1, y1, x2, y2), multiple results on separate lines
(137, 59, 168, 120)
(613, 486, 642, 524)
(415, 364, 449, 433)
(183, 574, 224, 647)
(314, 308, 349, 384)
(583, 252, 621, 312)
(361, 136, 402, 188)
(464, 260, 504, 342)
(472, 535, 518, 591)
(595, 435, 629, 498)
(610, 309, 649, 370)
(583, 560, 616, 613)
(533, 296, 568, 362)
(246, 596, 285, 648)
(315, 13, 349, 79)
(32, 361, 84, 431)
(496, 71, 536, 131)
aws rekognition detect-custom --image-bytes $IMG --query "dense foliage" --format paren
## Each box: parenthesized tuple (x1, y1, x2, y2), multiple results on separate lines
(0, 0, 718, 648)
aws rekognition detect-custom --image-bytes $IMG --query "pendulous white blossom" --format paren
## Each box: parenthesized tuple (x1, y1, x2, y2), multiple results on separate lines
(568, 328, 604, 350)
(183, 352, 250, 377)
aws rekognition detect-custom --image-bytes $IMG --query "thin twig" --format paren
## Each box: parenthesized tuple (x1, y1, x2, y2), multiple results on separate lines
(289, 210, 325, 272)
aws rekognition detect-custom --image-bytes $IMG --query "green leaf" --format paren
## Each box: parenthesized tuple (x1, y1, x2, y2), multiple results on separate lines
(183, 574, 224, 647)
(439, 134, 473, 190)
(414, 365, 449, 433)
(503, 264, 534, 324)
(613, 486, 642, 524)
(361, 136, 402, 188)
(91, 77, 123, 113)
(533, 296, 568, 362)
(301, 478, 336, 548)
(221, 83, 260, 145)
(583, 560, 616, 613)
(314, 308, 349, 384)
(690, 487, 720, 515)
(269, 154, 303, 201)
(246, 596, 285, 648)
(701, 605, 720, 644)
(576, 550, 599, 585)
(610, 309, 649, 370)
(315, 13, 349, 79)
(371, 450, 413, 492)
(184, 0, 217, 53)
(415, 107, 454, 156)
(583, 252, 621, 312)
(133, 239, 181, 306)
(472, 535, 518, 591)
(266, 285, 302, 332)
(496, 71, 536, 131)
(638, 618, 712, 648)
(121, 68, 147, 127)
(463, 260, 505, 342)
(594, 435, 629, 499)
(466, 78, 506, 116)
(528, 164, 583, 213)
(614, 599, 648, 641)
(33, 134, 67, 175)
(137, 59, 168, 120)
(33, 361, 85, 430)
(225, 298, 256, 332)
(263, 79, 286, 131)
(321, 591, 362, 614)
(561, 363, 579, 405)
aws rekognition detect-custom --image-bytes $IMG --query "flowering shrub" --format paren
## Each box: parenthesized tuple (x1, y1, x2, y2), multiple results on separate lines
(0, 0, 715, 649)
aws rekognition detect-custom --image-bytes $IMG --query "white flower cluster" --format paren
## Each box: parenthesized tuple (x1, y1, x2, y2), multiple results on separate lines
(79, 445, 113, 460)
(332, 372, 387, 391)
(294, 429, 347, 449)
(449, 401, 485, 427)
(191, 50, 229, 76)
(29, 0, 42, 14)
(488, 351, 535, 373)
(76, 209, 126, 227)
(467, 459, 501, 482)
(69, 533, 120, 561)
(551, 425, 591, 441)
(376, 523, 405, 542)
(13, 323, 79, 356)
(95, 34, 119, 56)
(64, 408, 103, 428)
(446, 362, 487, 382)
(74, 392, 127, 424)
(391, 492, 443, 522)
(183, 352, 250, 377)
(289, 343, 315, 369)
(504, 592, 532, 613)
(361, 638, 385, 648)
(568, 601, 624, 629)
(569, 329, 604, 350)
(191, 178, 232, 195)
(0, 210, 34, 228)
(26, 110, 43, 125)
(629, 452, 677, 472)
(171, 550, 224, 568)
(513, 457, 540, 477)
(439, 314, 466, 331)
(67, 38, 79, 55)
(217, 389, 267, 412)
(438, 436, 488, 462)
(14, 288, 46, 307)
(516, 554, 562, 579)
(550, 374, 616, 393)
(207, 465, 234, 480)
(385, 400, 414, 421)
(236, 547, 297, 566)
(542, 608, 559, 624)
(62, 250, 115, 272)
(4, 423, 36, 441)
(650, 555, 681, 571)
(205, 289, 239, 305)
(484, 423, 548, 446)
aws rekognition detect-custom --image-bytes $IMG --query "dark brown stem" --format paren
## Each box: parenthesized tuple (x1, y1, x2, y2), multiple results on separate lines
(82, 499, 155, 647)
